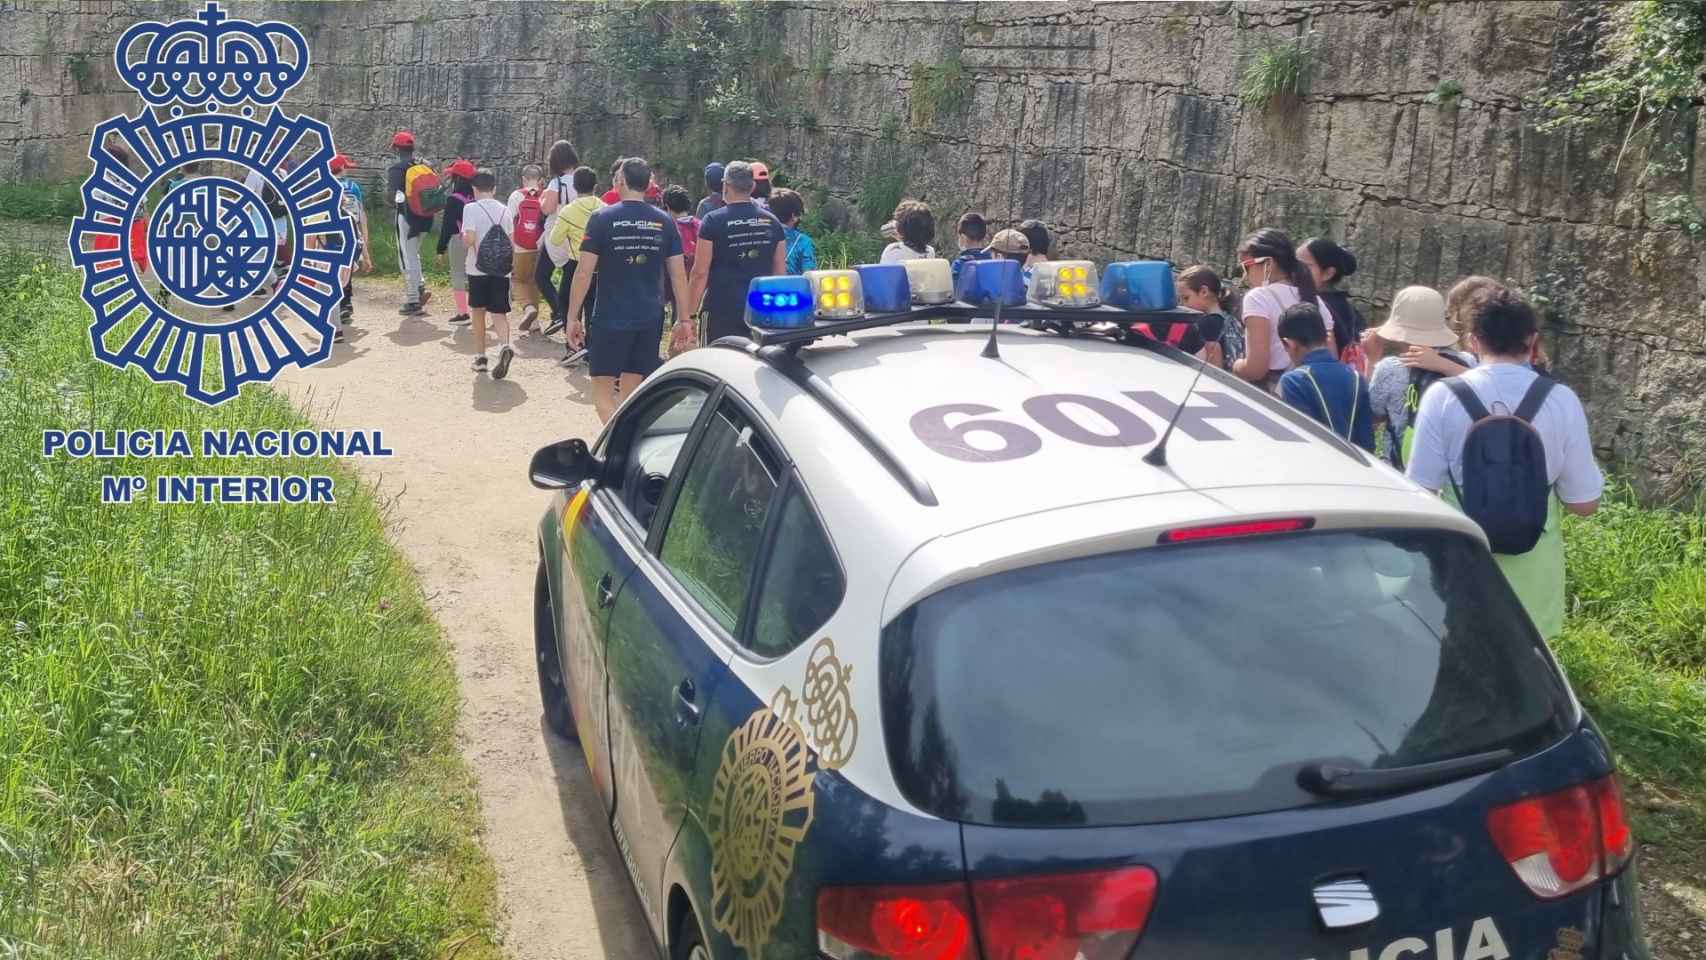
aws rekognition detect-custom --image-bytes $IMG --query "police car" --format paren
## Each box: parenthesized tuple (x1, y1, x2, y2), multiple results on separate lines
(528, 258, 1649, 960)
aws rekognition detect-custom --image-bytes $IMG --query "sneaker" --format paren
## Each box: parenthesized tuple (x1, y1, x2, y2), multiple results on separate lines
(420, 289, 433, 307)
(222, 304, 236, 312)
(493, 344, 514, 380)
(333, 328, 346, 343)
(543, 317, 566, 336)
(471, 354, 489, 373)
(558, 347, 587, 368)
(340, 305, 353, 324)
(448, 313, 471, 325)
(518, 304, 538, 332)
(399, 302, 424, 316)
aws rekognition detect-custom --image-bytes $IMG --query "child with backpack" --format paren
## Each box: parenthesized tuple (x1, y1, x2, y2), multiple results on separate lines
(437, 160, 477, 325)
(1363, 286, 1472, 468)
(1406, 286, 1602, 640)
(769, 188, 817, 275)
(662, 185, 701, 274)
(329, 154, 372, 339)
(385, 131, 441, 316)
(462, 168, 516, 379)
(507, 164, 546, 330)
(1277, 303, 1374, 452)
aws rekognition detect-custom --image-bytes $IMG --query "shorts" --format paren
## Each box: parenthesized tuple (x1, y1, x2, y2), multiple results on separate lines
(468, 274, 511, 313)
(588, 320, 663, 378)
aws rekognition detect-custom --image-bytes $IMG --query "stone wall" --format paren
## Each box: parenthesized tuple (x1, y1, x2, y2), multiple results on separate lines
(3, 0, 1703, 492)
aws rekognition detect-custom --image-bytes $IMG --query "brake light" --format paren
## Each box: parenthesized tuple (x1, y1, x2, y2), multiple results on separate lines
(818, 882, 975, 960)
(1487, 775, 1634, 899)
(1158, 517, 1313, 544)
(972, 866, 1158, 960)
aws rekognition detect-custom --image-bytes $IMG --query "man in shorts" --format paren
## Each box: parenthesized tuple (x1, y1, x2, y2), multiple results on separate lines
(565, 157, 694, 422)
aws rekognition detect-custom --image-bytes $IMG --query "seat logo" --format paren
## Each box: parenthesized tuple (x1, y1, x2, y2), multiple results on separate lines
(1314, 877, 1379, 929)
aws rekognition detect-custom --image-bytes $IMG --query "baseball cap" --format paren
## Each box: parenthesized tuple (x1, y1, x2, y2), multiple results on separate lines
(329, 153, 354, 174)
(645, 176, 662, 201)
(446, 159, 476, 179)
(1376, 285, 1456, 348)
(391, 131, 415, 149)
(704, 162, 725, 190)
(987, 228, 1031, 255)
(750, 161, 770, 181)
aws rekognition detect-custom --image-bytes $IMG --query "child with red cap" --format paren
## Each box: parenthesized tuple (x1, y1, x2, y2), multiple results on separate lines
(328, 153, 371, 339)
(385, 131, 434, 315)
(437, 159, 478, 325)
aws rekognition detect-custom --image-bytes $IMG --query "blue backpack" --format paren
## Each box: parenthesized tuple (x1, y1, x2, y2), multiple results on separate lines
(1443, 377, 1555, 555)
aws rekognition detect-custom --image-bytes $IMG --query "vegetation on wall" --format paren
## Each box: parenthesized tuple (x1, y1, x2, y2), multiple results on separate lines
(1239, 35, 1312, 110)
(1542, 1, 1705, 234)
(1424, 78, 1462, 105)
(908, 56, 971, 128)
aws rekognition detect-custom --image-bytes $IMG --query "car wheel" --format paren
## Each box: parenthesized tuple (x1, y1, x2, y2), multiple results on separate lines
(534, 560, 577, 740)
(672, 909, 708, 960)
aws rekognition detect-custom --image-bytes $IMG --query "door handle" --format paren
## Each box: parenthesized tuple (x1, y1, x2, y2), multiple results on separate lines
(674, 678, 701, 728)
(596, 573, 615, 609)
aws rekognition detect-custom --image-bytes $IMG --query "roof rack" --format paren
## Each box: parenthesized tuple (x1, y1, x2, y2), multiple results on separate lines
(745, 302, 1201, 349)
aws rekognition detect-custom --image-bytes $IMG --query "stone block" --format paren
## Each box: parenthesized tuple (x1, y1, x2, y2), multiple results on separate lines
(1107, 21, 1197, 88)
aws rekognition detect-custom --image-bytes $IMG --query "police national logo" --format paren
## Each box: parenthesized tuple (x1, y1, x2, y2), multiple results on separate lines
(67, 3, 356, 406)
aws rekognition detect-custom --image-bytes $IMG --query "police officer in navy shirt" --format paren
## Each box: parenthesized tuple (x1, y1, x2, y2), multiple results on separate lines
(689, 160, 786, 344)
(565, 157, 692, 423)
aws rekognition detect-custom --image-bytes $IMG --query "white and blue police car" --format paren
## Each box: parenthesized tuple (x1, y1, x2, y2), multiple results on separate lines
(529, 258, 1649, 960)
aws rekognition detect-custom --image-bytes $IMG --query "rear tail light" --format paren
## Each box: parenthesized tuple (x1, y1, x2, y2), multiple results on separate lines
(819, 882, 976, 959)
(818, 866, 1157, 960)
(1487, 775, 1634, 899)
(973, 866, 1158, 960)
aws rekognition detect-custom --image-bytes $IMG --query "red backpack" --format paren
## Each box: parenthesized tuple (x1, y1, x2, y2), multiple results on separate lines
(513, 190, 543, 251)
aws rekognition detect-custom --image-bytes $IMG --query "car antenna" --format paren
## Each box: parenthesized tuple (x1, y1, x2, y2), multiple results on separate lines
(980, 294, 1005, 359)
(1143, 353, 1209, 467)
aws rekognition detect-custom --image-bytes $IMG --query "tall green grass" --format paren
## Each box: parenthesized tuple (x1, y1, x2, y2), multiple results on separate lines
(0, 262, 498, 958)
(0, 182, 82, 225)
(1560, 487, 1706, 847)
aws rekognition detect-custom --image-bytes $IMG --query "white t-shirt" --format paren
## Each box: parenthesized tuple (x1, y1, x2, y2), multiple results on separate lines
(880, 242, 935, 264)
(1406, 363, 1603, 504)
(1241, 283, 1332, 373)
(461, 197, 511, 277)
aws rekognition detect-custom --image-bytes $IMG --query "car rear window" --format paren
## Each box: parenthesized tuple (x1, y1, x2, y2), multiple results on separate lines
(880, 529, 1575, 826)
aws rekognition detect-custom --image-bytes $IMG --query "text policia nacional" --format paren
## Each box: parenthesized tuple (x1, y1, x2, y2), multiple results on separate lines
(40, 429, 393, 505)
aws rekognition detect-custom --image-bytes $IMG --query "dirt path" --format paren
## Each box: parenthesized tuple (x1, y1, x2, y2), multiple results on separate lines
(276, 276, 653, 960)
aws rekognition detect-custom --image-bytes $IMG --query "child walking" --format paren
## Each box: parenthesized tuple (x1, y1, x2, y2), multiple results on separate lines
(549, 166, 602, 366)
(507, 163, 546, 330)
(437, 159, 477, 325)
(770, 188, 817, 275)
(463, 168, 516, 379)
(329, 154, 372, 340)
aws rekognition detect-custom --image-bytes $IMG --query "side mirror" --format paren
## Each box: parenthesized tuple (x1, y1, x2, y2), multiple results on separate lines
(529, 438, 600, 490)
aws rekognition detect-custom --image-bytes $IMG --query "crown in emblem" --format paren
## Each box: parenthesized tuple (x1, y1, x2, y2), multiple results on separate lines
(114, 2, 309, 108)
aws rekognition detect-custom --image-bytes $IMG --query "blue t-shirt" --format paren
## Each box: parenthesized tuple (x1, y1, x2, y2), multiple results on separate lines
(581, 200, 683, 330)
(951, 247, 992, 284)
(699, 201, 784, 322)
(1279, 348, 1375, 452)
(783, 226, 817, 275)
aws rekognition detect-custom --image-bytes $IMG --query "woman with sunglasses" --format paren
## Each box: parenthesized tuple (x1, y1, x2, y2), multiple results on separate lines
(1230, 228, 1329, 391)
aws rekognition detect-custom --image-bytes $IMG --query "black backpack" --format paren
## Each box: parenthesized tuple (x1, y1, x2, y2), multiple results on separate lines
(469, 202, 514, 276)
(1443, 376, 1555, 555)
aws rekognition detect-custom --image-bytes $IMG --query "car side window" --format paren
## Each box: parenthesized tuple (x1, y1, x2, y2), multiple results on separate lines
(658, 404, 780, 633)
(749, 489, 845, 658)
(606, 384, 708, 532)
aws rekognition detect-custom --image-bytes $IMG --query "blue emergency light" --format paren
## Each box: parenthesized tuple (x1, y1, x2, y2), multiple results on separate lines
(855, 264, 911, 313)
(745, 276, 815, 330)
(954, 258, 1026, 307)
(1100, 261, 1177, 311)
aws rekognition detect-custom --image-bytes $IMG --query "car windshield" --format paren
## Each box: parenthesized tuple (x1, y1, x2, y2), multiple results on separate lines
(880, 529, 1574, 827)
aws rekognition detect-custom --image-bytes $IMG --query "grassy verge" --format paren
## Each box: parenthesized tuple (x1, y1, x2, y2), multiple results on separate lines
(0, 262, 499, 959)
(1560, 487, 1706, 849)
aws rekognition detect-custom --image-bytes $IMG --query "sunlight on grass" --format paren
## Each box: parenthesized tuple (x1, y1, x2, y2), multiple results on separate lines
(0, 261, 499, 958)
